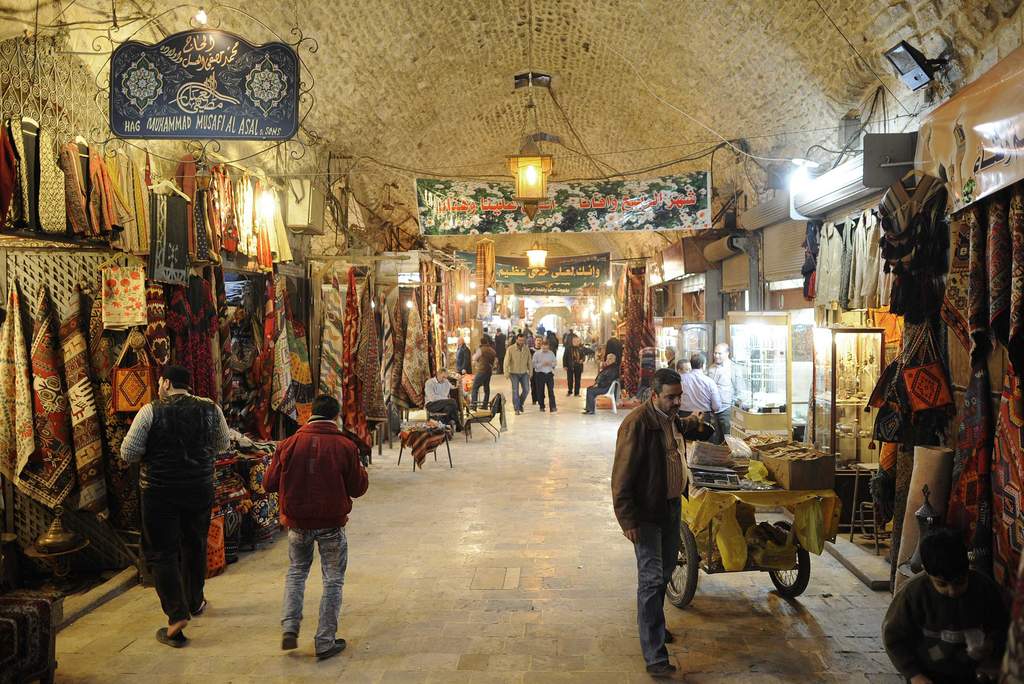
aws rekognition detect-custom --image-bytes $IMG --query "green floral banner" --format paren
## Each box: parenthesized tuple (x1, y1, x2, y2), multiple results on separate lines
(417, 173, 710, 235)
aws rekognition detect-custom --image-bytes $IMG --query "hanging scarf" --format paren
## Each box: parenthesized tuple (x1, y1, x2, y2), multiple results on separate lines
(946, 363, 993, 577)
(253, 276, 276, 439)
(400, 297, 429, 408)
(357, 279, 385, 422)
(380, 287, 397, 407)
(59, 293, 109, 519)
(88, 147, 116, 235)
(19, 285, 76, 507)
(993, 365, 1024, 590)
(620, 266, 646, 397)
(145, 281, 170, 371)
(341, 268, 366, 442)
(0, 279, 35, 480)
(319, 276, 346, 400)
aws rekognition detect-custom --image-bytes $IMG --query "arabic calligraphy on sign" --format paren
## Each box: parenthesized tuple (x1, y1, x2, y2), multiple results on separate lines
(175, 73, 240, 113)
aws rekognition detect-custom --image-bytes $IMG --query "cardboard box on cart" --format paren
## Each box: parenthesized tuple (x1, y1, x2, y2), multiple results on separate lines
(759, 451, 836, 490)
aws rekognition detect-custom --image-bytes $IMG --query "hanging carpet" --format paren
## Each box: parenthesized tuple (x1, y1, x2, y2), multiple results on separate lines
(620, 266, 647, 397)
(318, 277, 345, 401)
(341, 268, 367, 444)
(19, 285, 76, 508)
(941, 215, 972, 352)
(357, 277, 385, 422)
(0, 279, 35, 481)
(380, 287, 396, 407)
(400, 297, 429, 409)
(390, 289, 408, 405)
(253, 276, 276, 439)
(993, 365, 1024, 590)
(270, 277, 296, 421)
(145, 281, 170, 371)
(1010, 184, 1024, 369)
(58, 292, 109, 519)
(283, 280, 314, 425)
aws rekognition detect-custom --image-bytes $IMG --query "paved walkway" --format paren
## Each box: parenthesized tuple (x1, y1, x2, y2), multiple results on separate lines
(56, 376, 900, 683)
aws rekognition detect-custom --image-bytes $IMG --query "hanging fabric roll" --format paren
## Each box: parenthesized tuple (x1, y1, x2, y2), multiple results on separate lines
(19, 285, 76, 508)
(0, 279, 35, 481)
(476, 239, 494, 302)
(59, 292, 109, 519)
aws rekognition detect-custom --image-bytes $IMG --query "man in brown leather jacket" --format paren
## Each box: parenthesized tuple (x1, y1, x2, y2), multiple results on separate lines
(611, 368, 705, 678)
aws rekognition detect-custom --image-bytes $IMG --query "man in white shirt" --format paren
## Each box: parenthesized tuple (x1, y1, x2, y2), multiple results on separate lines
(531, 340, 558, 412)
(708, 343, 739, 443)
(679, 353, 722, 415)
(424, 367, 462, 431)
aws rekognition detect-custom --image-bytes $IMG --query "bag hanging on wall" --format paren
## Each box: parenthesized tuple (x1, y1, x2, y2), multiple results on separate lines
(112, 329, 155, 413)
(901, 326, 954, 413)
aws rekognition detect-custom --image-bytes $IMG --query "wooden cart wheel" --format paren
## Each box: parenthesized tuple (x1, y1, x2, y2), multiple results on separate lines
(767, 521, 811, 598)
(667, 522, 700, 609)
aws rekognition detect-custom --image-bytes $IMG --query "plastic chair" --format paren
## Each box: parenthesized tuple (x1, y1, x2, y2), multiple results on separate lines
(603, 380, 620, 414)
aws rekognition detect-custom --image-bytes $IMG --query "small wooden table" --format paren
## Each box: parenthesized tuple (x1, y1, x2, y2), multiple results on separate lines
(849, 462, 882, 552)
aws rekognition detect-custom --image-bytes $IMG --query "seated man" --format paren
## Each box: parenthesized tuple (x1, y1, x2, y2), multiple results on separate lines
(883, 527, 1008, 684)
(582, 353, 620, 415)
(424, 367, 462, 431)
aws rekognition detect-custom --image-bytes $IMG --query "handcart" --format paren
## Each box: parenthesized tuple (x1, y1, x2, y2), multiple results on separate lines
(667, 488, 840, 608)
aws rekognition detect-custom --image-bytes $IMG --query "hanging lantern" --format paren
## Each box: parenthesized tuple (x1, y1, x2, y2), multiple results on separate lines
(508, 138, 552, 219)
(527, 242, 547, 269)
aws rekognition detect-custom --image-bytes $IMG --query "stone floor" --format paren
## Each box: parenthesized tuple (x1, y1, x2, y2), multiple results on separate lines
(55, 376, 901, 683)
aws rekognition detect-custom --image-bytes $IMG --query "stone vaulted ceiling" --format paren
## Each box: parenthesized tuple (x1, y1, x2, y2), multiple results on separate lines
(2, 0, 1022, 258)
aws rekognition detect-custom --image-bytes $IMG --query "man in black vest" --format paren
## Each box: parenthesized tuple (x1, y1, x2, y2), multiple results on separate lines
(121, 365, 231, 648)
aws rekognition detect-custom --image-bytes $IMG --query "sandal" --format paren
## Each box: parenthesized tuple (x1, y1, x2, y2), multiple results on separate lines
(156, 627, 189, 648)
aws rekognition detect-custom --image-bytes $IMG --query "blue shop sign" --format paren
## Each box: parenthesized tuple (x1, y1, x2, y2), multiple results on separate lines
(110, 30, 299, 140)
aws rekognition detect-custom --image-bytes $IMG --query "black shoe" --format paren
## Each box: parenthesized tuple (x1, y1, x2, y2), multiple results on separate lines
(664, 629, 675, 644)
(581, 410, 594, 415)
(316, 638, 347, 660)
(282, 632, 298, 650)
(646, 661, 677, 678)
(549, 408, 557, 413)
(539, 407, 545, 412)
(156, 627, 188, 648)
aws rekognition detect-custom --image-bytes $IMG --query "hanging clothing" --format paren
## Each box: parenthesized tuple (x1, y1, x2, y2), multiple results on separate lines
(114, 149, 150, 254)
(801, 220, 820, 301)
(175, 154, 198, 258)
(9, 118, 32, 230)
(0, 279, 35, 481)
(149, 191, 190, 286)
(165, 276, 218, 400)
(58, 142, 90, 235)
(270, 197, 292, 262)
(235, 176, 256, 257)
(0, 121, 19, 229)
(209, 165, 238, 253)
(838, 219, 856, 310)
(36, 126, 65, 234)
(88, 147, 118, 235)
(815, 222, 844, 308)
(989, 190, 1012, 344)
(19, 285, 76, 508)
(848, 210, 882, 309)
(194, 188, 212, 262)
(58, 296, 109, 519)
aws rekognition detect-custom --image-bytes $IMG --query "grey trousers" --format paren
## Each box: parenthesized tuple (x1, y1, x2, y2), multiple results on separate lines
(281, 527, 348, 654)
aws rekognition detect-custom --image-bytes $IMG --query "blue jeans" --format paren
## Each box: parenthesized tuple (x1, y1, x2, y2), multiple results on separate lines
(633, 498, 682, 666)
(509, 373, 530, 411)
(281, 527, 348, 654)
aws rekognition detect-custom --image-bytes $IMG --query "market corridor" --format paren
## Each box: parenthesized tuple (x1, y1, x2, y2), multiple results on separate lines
(55, 386, 899, 683)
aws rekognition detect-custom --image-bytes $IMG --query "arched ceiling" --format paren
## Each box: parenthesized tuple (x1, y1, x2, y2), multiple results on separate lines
(3, 0, 1022, 257)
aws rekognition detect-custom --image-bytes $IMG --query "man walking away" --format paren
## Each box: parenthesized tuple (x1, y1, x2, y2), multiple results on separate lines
(708, 343, 739, 442)
(471, 335, 497, 409)
(494, 330, 507, 374)
(582, 353, 620, 414)
(456, 338, 472, 376)
(532, 339, 558, 412)
(265, 395, 369, 661)
(120, 365, 231, 648)
(564, 333, 585, 396)
(612, 368, 706, 678)
(424, 367, 462, 431)
(505, 333, 532, 415)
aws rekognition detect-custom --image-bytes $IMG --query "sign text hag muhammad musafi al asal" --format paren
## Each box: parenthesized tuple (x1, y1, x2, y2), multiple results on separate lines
(109, 30, 300, 141)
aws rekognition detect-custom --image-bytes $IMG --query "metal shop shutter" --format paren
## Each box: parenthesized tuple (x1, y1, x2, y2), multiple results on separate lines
(721, 253, 749, 292)
(763, 220, 807, 283)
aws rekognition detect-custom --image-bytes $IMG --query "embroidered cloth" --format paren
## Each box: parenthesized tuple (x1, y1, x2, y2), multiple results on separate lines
(101, 265, 147, 330)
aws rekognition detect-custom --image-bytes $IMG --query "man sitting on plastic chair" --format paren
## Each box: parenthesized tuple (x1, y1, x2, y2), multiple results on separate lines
(582, 353, 620, 414)
(424, 367, 462, 432)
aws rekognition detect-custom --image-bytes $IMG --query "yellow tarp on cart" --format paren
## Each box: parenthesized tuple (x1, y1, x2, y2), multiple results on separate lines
(682, 489, 841, 571)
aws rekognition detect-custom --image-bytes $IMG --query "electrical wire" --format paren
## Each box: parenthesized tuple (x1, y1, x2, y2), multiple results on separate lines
(547, 86, 622, 178)
(811, 0, 911, 116)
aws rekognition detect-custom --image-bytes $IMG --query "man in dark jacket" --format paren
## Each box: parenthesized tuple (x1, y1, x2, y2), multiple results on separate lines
(265, 394, 369, 661)
(120, 365, 231, 647)
(582, 353, 620, 414)
(456, 338, 472, 375)
(611, 368, 706, 678)
(494, 330, 507, 374)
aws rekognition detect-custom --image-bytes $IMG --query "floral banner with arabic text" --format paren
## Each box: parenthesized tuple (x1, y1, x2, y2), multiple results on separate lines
(417, 173, 710, 235)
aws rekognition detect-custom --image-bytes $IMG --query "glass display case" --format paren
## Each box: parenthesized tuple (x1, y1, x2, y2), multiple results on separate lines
(790, 309, 815, 438)
(656, 322, 680, 366)
(680, 322, 710, 360)
(812, 327, 885, 465)
(726, 311, 792, 437)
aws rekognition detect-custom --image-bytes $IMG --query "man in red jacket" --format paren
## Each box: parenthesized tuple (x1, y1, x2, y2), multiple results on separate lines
(265, 394, 369, 661)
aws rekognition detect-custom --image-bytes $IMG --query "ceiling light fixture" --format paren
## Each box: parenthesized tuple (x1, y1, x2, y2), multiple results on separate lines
(884, 40, 949, 91)
(790, 158, 820, 168)
(526, 242, 548, 269)
(194, 7, 208, 24)
(508, 128, 553, 220)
